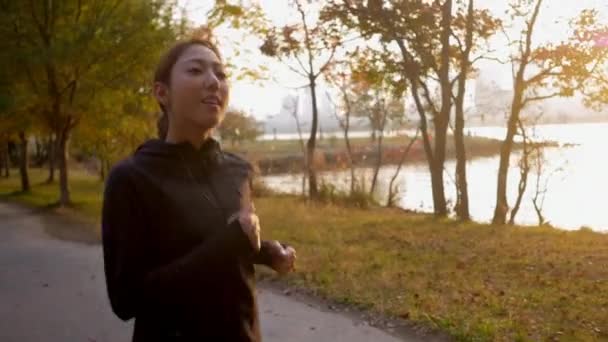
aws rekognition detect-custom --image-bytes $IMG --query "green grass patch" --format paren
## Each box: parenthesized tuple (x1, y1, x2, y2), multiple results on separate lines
(255, 198, 608, 341)
(1, 168, 606, 341)
(0, 167, 104, 222)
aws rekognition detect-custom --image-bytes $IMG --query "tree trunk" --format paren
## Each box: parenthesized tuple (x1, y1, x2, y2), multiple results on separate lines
(387, 129, 420, 207)
(306, 78, 319, 199)
(429, 157, 448, 215)
(370, 100, 388, 196)
(492, 102, 521, 224)
(18, 131, 31, 192)
(369, 132, 383, 196)
(395, 32, 448, 216)
(46, 135, 56, 183)
(453, 0, 474, 221)
(57, 127, 72, 206)
(532, 149, 548, 226)
(106, 159, 111, 181)
(493, 0, 542, 225)
(532, 182, 546, 226)
(454, 106, 470, 220)
(430, 0, 453, 217)
(100, 158, 112, 182)
(509, 161, 529, 225)
(292, 100, 308, 196)
(334, 86, 356, 194)
(0, 147, 4, 178)
(533, 201, 546, 226)
(106, 159, 112, 181)
(509, 171, 528, 225)
(344, 123, 356, 194)
(3, 152, 9, 177)
(509, 122, 530, 225)
(100, 157, 106, 181)
(34, 136, 42, 166)
(408, 75, 446, 215)
(493, 66, 526, 224)
(1, 140, 9, 178)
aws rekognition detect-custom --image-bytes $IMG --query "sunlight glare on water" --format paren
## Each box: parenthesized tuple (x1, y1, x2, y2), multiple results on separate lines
(262, 123, 608, 232)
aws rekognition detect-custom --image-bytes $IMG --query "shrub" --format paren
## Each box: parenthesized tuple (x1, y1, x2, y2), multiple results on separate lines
(317, 181, 376, 209)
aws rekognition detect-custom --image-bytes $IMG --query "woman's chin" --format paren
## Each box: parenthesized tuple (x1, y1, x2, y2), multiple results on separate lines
(192, 116, 221, 132)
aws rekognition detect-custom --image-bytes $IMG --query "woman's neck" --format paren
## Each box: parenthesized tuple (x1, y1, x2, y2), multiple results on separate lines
(165, 123, 213, 149)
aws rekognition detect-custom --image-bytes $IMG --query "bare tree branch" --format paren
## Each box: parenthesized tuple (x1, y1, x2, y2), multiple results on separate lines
(315, 45, 338, 79)
(523, 0, 544, 64)
(473, 55, 508, 64)
(296, 0, 315, 80)
(325, 90, 346, 129)
(340, 34, 364, 46)
(509, 118, 530, 224)
(450, 74, 459, 89)
(387, 128, 420, 207)
(524, 65, 561, 86)
(499, 26, 518, 77)
(418, 79, 440, 116)
(293, 54, 310, 75)
(451, 30, 465, 53)
(522, 91, 562, 106)
(281, 56, 310, 78)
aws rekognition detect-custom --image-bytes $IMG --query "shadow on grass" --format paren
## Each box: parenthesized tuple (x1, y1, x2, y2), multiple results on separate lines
(0, 190, 29, 198)
(41, 210, 101, 245)
(0, 197, 100, 245)
(0, 191, 61, 211)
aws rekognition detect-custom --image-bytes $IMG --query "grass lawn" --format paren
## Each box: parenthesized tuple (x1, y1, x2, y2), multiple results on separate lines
(2, 168, 607, 341)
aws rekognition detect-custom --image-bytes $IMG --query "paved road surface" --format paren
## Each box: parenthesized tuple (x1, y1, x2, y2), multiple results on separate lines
(0, 202, 407, 342)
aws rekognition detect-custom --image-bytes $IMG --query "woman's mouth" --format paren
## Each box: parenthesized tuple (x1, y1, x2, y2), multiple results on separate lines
(202, 96, 221, 108)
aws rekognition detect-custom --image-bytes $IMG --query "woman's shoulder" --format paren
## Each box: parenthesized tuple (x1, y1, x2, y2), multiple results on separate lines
(221, 151, 254, 173)
(105, 157, 137, 190)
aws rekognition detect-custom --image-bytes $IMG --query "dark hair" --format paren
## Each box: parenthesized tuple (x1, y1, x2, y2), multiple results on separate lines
(154, 39, 222, 139)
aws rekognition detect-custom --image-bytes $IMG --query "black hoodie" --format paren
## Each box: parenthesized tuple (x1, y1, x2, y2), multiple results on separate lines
(102, 138, 275, 341)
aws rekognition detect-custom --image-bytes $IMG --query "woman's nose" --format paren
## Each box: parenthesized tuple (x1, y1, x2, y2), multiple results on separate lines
(202, 70, 219, 91)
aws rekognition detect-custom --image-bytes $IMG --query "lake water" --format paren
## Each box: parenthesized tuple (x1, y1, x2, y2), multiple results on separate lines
(262, 122, 608, 232)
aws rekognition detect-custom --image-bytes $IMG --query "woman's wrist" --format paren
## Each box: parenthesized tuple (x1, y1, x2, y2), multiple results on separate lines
(227, 212, 240, 225)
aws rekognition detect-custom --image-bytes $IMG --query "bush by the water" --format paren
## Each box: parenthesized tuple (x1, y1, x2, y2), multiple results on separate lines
(317, 182, 376, 209)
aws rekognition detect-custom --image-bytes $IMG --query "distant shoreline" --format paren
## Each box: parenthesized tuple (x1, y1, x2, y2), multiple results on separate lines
(260, 119, 608, 141)
(228, 135, 559, 176)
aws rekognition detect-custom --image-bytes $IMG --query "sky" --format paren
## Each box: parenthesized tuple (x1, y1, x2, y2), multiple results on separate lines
(177, 0, 608, 121)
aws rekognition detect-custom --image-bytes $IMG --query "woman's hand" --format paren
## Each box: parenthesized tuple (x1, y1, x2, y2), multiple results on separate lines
(266, 240, 297, 275)
(228, 203, 261, 252)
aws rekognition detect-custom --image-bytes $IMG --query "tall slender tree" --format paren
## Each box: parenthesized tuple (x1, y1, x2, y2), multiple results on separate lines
(451, 0, 500, 220)
(258, 1, 341, 199)
(492, 2, 607, 224)
(211, 0, 342, 199)
(324, 0, 498, 217)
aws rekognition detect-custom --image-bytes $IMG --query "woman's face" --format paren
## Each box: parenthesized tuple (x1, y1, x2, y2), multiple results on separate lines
(156, 44, 230, 132)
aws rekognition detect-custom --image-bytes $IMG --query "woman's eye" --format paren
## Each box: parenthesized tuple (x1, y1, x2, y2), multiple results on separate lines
(215, 70, 227, 79)
(188, 68, 202, 75)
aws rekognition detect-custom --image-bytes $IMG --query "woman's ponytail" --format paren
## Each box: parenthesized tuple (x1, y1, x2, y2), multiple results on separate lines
(157, 110, 168, 140)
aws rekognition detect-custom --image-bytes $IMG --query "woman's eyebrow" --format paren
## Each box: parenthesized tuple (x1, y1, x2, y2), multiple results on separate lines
(184, 58, 222, 68)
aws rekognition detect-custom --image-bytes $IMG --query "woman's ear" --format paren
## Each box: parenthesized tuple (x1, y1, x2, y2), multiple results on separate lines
(153, 82, 169, 108)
